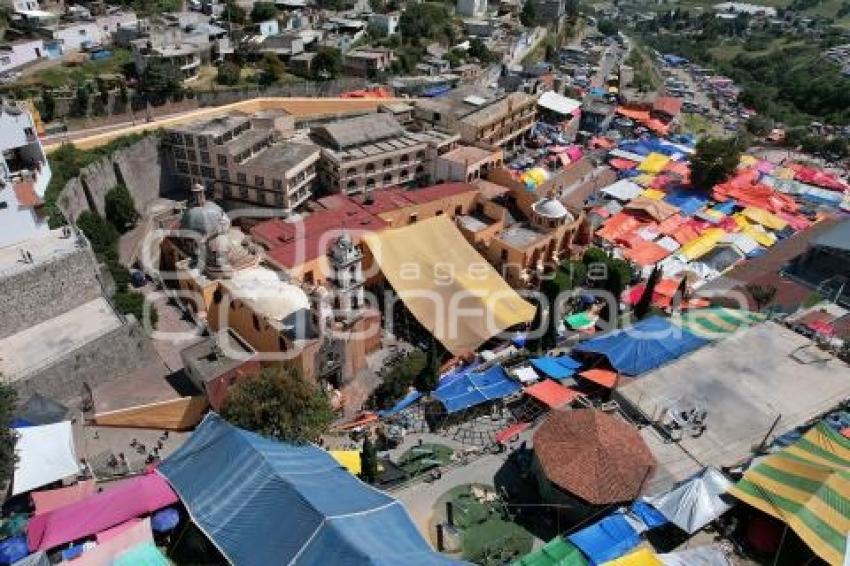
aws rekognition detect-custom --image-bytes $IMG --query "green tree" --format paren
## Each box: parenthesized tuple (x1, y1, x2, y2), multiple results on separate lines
(597, 19, 618, 36)
(520, 0, 536, 27)
(222, 0, 246, 24)
(105, 184, 139, 233)
(399, 3, 451, 42)
(39, 90, 56, 122)
(746, 283, 777, 312)
(139, 59, 183, 101)
(634, 264, 660, 320)
(216, 61, 242, 86)
(469, 37, 493, 63)
(113, 291, 158, 327)
(76, 210, 120, 257)
(367, 350, 426, 410)
(250, 1, 277, 21)
(0, 382, 18, 488)
(312, 47, 342, 80)
(540, 274, 561, 351)
(745, 115, 772, 137)
(71, 84, 90, 117)
(259, 52, 286, 85)
(221, 367, 334, 443)
(360, 434, 379, 483)
(689, 136, 742, 190)
(413, 336, 440, 394)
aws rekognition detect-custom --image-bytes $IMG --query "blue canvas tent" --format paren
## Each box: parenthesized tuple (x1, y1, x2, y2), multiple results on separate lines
(567, 513, 640, 565)
(433, 365, 521, 414)
(529, 355, 582, 380)
(573, 317, 709, 376)
(158, 414, 459, 566)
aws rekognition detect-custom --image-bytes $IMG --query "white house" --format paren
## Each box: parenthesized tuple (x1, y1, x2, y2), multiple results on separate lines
(0, 104, 52, 247)
(368, 12, 400, 36)
(456, 0, 487, 18)
(0, 39, 45, 73)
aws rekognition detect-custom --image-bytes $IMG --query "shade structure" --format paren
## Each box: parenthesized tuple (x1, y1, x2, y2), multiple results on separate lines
(672, 308, 763, 340)
(677, 228, 726, 261)
(534, 409, 656, 505)
(529, 355, 582, 380)
(330, 450, 362, 475)
(604, 547, 663, 566)
(27, 473, 178, 551)
(600, 180, 643, 201)
(513, 536, 587, 565)
(638, 153, 671, 175)
(66, 517, 165, 566)
(644, 468, 733, 534)
(578, 369, 618, 389)
(574, 317, 709, 376)
(31, 480, 96, 516)
(158, 414, 457, 566)
(362, 215, 534, 355)
(12, 422, 80, 496)
(658, 545, 732, 566)
(433, 364, 521, 414)
(525, 380, 580, 409)
(568, 513, 641, 565)
(729, 422, 850, 566)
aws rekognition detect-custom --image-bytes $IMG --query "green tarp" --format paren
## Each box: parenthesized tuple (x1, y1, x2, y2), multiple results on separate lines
(513, 536, 588, 566)
(565, 312, 596, 331)
(672, 308, 763, 340)
(113, 543, 169, 566)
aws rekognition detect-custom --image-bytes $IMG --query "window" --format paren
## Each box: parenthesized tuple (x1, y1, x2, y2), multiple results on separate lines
(78, 29, 86, 35)
(455, 205, 462, 215)
(200, 152, 210, 164)
(173, 147, 186, 160)
(213, 289, 223, 304)
(400, 154, 410, 163)
(500, 249, 508, 262)
(278, 336, 288, 351)
(237, 172, 247, 184)
(399, 169, 409, 179)
(365, 163, 375, 173)
(273, 178, 283, 191)
(198, 137, 207, 148)
(416, 150, 425, 159)
(217, 154, 227, 166)
(347, 180, 358, 190)
(382, 158, 392, 167)
(382, 173, 392, 183)
(415, 165, 425, 174)
(258, 192, 267, 205)
(23, 127, 34, 138)
(275, 194, 284, 206)
(188, 150, 198, 162)
(219, 169, 230, 181)
(255, 176, 265, 188)
(346, 168, 356, 176)
(409, 213, 417, 224)
(201, 166, 215, 178)
(252, 314, 260, 331)
(190, 163, 199, 175)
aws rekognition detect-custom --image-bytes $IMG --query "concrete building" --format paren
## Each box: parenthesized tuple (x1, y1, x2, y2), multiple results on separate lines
(434, 145, 503, 183)
(0, 39, 45, 73)
(180, 329, 261, 411)
(131, 22, 230, 81)
(342, 47, 394, 78)
(164, 111, 321, 212)
(413, 86, 537, 148)
(310, 113, 459, 195)
(530, 0, 566, 24)
(367, 12, 400, 36)
(0, 103, 52, 247)
(457, 0, 488, 18)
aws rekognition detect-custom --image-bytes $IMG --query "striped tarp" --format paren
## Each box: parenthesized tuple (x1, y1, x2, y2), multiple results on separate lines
(673, 308, 764, 340)
(729, 423, 850, 565)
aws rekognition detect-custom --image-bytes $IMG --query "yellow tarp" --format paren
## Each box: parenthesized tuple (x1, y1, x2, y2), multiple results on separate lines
(775, 167, 796, 179)
(330, 450, 362, 475)
(677, 228, 726, 260)
(641, 188, 666, 200)
(739, 154, 758, 167)
(637, 152, 670, 175)
(93, 396, 208, 430)
(742, 206, 788, 231)
(632, 174, 656, 187)
(363, 216, 535, 355)
(603, 548, 663, 566)
(741, 223, 777, 247)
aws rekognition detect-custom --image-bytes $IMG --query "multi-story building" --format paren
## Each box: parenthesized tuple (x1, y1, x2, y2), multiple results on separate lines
(164, 111, 320, 212)
(0, 103, 52, 247)
(342, 47, 394, 78)
(413, 86, 537, 148)
(367, 12, 400, 36)
(130, 23, 230, 81)
(434, 145, 503, 184)
(311, 113, 459, 195)
(0, 39, 45, 73)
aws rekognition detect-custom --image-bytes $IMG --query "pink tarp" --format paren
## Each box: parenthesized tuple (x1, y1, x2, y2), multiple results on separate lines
(32, 480, 96, 516)
(96, 518, 143, 544)
(68, 518, 155, 566)
(27, 472, 177, 551)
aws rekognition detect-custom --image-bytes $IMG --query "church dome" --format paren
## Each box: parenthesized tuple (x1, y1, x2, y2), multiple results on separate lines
(180, 201, 230, 237)
(532, 197, 573, 221)
(227, 268, 311, 321)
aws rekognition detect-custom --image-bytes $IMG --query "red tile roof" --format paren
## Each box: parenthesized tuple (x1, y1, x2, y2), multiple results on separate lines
(14, 181, 42, 208)
(534, 409, 656, 505)
(652, 96, 683, 117)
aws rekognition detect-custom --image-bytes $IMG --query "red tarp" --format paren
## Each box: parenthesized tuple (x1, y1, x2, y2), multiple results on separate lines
(596, 212, 644, 242)
(525, 380, 581, 409)
(623, 239, 671, 266)
(610, 158, 638, 171)
(663, 160, 691, 180)
(578, 369, 618, 388)
(27, 472, 178, 551)
(657, 213, 687, 235)
(32, 480, 96, 516)
(495, 422, 531, 445)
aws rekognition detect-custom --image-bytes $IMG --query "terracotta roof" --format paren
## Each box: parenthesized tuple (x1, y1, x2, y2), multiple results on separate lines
(14, 181, 42, 208)
(525, 379, 581, 409)
(533, 409, 656, 505)
(652, 96, 683, 117)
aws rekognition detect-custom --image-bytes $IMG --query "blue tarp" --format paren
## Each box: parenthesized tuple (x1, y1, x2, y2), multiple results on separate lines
(529, 356, 582, 380)
(568, 513, 640, 565)
(159, 414, 459, 566)
(630, 500, 668, 529)
(713, 200, 737, 215)
(0, 536, 28, 566)
(664, 189, 710, 216)
(574, 317, 710, 376)
(433, 365, 521, 414)
(378, 390, 423, 417)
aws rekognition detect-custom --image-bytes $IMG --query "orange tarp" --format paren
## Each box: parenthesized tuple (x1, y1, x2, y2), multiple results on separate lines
(495, 421, 531, 444)
(663, 160, 691, 179)
(610, 158, 638, 170)
(625, 196, 678, 222)
(657, 213, 687, 234)
(670, 223, 702, 245)
(623, 240, 671, 267)
(92, 396, 208, 430)
(578, 369, 618, 388)
(616, 106, 651, 122)
(525, 380, 581, 409)
(331, 411, 379, 431)
(595, 212, 644, 242)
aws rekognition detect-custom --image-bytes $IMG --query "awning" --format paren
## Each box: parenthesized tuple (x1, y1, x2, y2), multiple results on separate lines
(638, 153, 671, 175)
(742, 206, 788, 230)
(538, 91, 582, 116)
(600, 180, 643, 201)
(578, 368, 618, 388)
(525, 380, 581, 409)
(433, 364, 521, 414)
(529, 355, 582, 379)
(568, 513, 641, 565)
(12, 422, 80, 496)
(494, 421, 531, 445)
(644, 468, 733, 534)
(605, 547, 663, 566)
(677, 228, 726, 261)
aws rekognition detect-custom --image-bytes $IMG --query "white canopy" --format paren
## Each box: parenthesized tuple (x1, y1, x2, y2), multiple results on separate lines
(12, 421, 80, 496)
(537, 91, 582, 116)
(723, 232, 759, 255)
(644, 467, 733, 534)
(660, 545, 732, 566)
(600, 179, 643, 202)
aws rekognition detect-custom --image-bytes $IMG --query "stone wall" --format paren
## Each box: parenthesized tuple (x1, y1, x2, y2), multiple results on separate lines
(10, 316, 156, 402)
(56, 135, 180, 224)
(0, 243, 102, 340)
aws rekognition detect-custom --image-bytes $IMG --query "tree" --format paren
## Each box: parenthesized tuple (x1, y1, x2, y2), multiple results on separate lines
(71, 84, 90, 117)
(39, 89, 56, 122)
(414, 336, 441, 394)
(540, 272, 561, 351)
(259, 52, 285, 85)
(634, 264, 661, 320)
(0, 382, 17, 488)
(597, 19, 618, 35)
(469, 37, 493, 63)
(221, 367, 334, 443)
(216, 61, 242, 86)
(399, 3, 452, 42)
(312, 47, 342, 80)
(689, 136, 742, 190)
(746, 283, 777, 312)
(360, 434, 379, 483)
(250, 1, 277, 22)
(139, 58, 183, 101)
(105, 184, 139, 233)
(222, 0, 246, 24)
(76, 210, 120, 257)
(520, 0, 536, 27)
(744, 115, 772, 137)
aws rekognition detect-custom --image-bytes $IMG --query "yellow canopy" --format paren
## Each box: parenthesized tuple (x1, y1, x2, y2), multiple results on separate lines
(739, 154, 757, 167)
(678, 228, 726, 261)
(330, 450, 362, 475)
(775, 167, 796, 179)
(742, 206, 788, 231)
(363, 216, 535, 355)
(741, 223, 777, 247)
(603, 548, 663, 566)
(641, 188, 666, 200)
(637, 153, 670, 175)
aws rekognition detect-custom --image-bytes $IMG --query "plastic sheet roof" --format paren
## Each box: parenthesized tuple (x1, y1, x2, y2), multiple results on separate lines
(31, 480, 96, 516)
(12, 422, 80, 496)
(525, 379, 581, 409)
(644, 468, 732, 534)
(600, 180, 643, 201)
(514, 536, 587, 566)
(158, 414, 457, 566)
(433, 364, 521, 414)
(574, 317, 709, 376)
(568, 513, 640, 565)
(529, 355, 582, 380)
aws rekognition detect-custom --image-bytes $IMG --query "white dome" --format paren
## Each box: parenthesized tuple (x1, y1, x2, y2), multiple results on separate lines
(532, 197, 572, 221)
(226, 268, 310, 321)
(181, 201, 230, 237)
